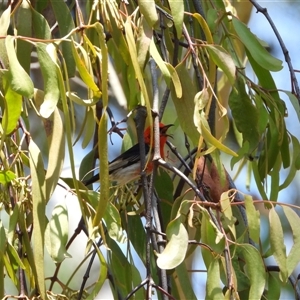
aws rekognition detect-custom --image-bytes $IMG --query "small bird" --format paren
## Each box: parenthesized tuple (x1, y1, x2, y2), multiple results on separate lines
(82, 123, 173, 186)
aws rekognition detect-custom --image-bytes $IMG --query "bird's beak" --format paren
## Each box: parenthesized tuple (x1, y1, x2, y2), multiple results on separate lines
(160, 124, 173, 137)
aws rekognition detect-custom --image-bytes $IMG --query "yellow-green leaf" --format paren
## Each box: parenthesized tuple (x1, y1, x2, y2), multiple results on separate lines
(139, 0, 158, 28)
(29, 139, 46, 298)
(244, 194, 260, 244)
(157, 217, 188, 269)
(269, 207, 288, 282)
(169, 0, 184, 36)
(2, 72, 23, 135)
(45, 203, 71, 263)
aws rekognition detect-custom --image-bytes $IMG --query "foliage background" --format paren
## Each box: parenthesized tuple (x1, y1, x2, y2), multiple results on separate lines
(2, 1, 298, 296)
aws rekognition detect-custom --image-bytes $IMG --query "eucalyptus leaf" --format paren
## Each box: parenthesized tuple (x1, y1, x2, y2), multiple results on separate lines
(239, 244, 266, 299)
(45, 203, 71, 263)
(157, 217, 188, 269)
(269, 207, 288, 282)
(169, 0, 184, 36)
(36, 43, 60, 118)
(282, 206, 300, 276)
(232, 17, 282, 72)
(139, 0, 158, 28)
(5, 36, 34, 98)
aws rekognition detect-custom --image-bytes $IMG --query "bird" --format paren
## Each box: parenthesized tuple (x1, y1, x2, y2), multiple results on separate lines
(82, 123, 173, 186)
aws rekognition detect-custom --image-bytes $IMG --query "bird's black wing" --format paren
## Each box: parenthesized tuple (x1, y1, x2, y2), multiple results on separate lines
(82, 143, 150, 186)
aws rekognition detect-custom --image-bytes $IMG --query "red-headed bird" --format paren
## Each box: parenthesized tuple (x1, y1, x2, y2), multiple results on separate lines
(83, 123, 172, 186)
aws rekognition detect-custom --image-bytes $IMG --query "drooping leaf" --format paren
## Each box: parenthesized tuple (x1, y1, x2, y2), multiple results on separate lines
(124, 18, 152, 116)
(156, 217, 188, 269)
(282, 206, 300, 276)
(206, 45, 236, 85)
(169, 0, 184, 36)
(229, 75, 259, 152)
(139, 0, 158, 28)
(200, 117, 238, 157)
(280, 135, 300, 190)
(5, 36, 34, 98)
(104, 202, 125, 243)
(71, 39, 101, 97)
(0, 5, 11, 68)
(2, 71, 23, 135)
(283, 90, 300, 122)
(16, 0, 32, 73)
(32, 7, 51, 39)
(239, 244, 266, 299)
(244, 195, 260, 244)
(36, 43, 60, 118)
(269, 207, 288, 282)
(50, 0, 75, 77)
(220, 192, 236, 240)
(171, 262, 198, 300)
(206, 258, 224, 300)
(171, 61, 200, 146)
(232, 17, 282, 72)
(28, 139, 47, 299)
(267, 273, 281, 300)
(45, 203, 71, 263)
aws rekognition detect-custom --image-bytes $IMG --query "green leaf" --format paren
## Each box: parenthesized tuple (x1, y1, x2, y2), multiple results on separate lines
(127, 215, 147, 264)
(16, 0, 32, 73)
(229, 76, 259, 153)
(171, 262, 197, 300)
(45, 203, 71, 263)
(206, 258, 224, 300)
(93, 112, 109, 226)
(103, 203, 125, 242)
(36, 43, 60, 118)
(282, 206, 300, 276)
(154, 168, 173, 202)
(156, 217, 188, 269)
(171, 61, 200, 146)
(283, 90, 300, 122)
(5, 36, 34, 98)
(232, 17, 282, 72)
(205, 45, 236, 85)
(29, 139, 47, 298)
(81, 107, 96, 148)
(2, 72, 23, 135)
(0, 170, 16, 184)
(239, 244, 266, 299)
(32, 7, 51, 39)
(0, 5, 11, 68)
(280, 135, 300, 190)
(169, 0, 184, 36)
(85, 249, 108, 300)
(50, 0, 75, 77)
(166, 62, 182, 98)
(244, 195, 260, 244)
(201, 210, 224, 268)
(269, 207, 288, 282)
(0, 222, 6, 256)
(139, 0, 158, 28)
(267, 272, 281, 300)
